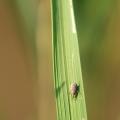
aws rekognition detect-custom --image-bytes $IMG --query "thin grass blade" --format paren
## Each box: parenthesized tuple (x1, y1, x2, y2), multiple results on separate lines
(51, 0, 87, 120)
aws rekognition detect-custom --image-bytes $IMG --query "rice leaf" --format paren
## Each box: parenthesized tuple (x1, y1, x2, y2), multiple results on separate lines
(51, 0, 87, 120)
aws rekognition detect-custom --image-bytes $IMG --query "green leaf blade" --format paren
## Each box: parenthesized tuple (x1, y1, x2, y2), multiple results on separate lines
(51, 0, 87, 120)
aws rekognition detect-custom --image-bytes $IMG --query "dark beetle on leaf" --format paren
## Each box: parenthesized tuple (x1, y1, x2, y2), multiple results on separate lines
(70, 82, 79, 98)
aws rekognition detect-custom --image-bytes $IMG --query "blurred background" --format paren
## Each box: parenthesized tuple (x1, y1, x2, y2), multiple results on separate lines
(0, 0, 55, 120)
(73, 0, 120, 120)
(1, 0, 120, 120)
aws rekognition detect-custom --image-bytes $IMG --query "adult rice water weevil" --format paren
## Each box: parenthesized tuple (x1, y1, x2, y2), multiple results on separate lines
(70, 82, 79, 98)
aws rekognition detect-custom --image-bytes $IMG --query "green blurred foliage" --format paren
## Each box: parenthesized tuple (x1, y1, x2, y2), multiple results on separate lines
(73, 0, 120, 120)
(74, 0, 114, 74)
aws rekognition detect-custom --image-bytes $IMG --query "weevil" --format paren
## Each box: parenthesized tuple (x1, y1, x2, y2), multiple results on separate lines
(70, 82, 79, 98)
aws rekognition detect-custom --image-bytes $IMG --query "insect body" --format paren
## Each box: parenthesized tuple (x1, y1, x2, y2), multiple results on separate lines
(70, 82, 79, 98)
